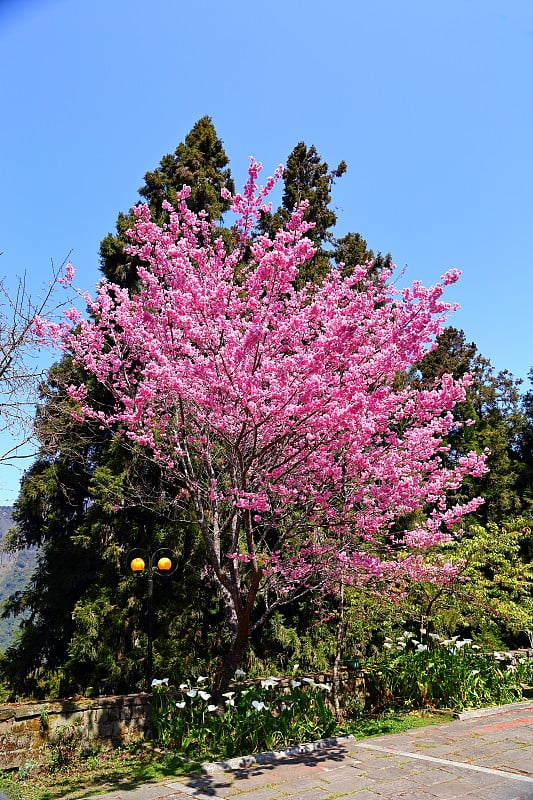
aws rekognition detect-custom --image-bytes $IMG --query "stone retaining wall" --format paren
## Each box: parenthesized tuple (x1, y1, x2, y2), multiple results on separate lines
(0, 693, 151, 770)
(0, 671, 365, 770)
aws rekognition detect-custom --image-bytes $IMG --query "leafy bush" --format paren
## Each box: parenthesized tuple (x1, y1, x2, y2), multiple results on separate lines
(365, 636, 525, 711)
(151, 673, 336, 760)
(514, 654, 533, 686)
(47, 724, 84, 770)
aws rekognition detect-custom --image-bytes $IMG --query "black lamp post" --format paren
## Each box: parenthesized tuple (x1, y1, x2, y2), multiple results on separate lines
(127, 547, 178, 690)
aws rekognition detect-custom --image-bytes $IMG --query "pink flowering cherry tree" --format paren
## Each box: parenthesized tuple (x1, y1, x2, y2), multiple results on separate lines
(49, 159, 486, 695)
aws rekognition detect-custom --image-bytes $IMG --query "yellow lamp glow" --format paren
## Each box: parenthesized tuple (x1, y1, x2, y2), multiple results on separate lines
(131, 557, 146, 572)
(157, 556, 172, 571)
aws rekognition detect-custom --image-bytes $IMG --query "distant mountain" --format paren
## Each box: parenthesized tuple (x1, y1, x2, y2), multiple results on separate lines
(0, 507, 38, 652)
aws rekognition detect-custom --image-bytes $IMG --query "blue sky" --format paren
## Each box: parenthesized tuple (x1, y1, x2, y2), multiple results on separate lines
(0, 0, 532, 504)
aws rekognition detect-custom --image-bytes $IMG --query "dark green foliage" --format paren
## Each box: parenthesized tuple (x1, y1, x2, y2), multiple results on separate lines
(517, 368, 533, 514)
(99, 211, 141, 290)
(248, 603, 336, 675)
(139, 115, 234, 221)
(413, 327, 527, 523)
(334, 231, 392, 283)
(259, 143, 347, 285)
(279, 142, 346, 246)
(2, 428, 224, 697)
(258, 141, 389, 287)
(2, 119, 237, 698)
(366, 646, 524, 711)
(2, 455, 94, 695)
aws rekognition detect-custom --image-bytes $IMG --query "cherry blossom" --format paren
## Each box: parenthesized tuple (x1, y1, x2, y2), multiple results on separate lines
(53, 158, 487, 693)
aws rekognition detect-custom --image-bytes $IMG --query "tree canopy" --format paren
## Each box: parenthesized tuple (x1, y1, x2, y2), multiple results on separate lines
(52, 158, 486, 695)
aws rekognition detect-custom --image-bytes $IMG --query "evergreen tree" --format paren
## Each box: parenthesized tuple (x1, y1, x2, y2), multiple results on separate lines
(413, 327, 527, 523)
(2, 120, 234, 698)
(334, 231, 392, 282)
(259, 143, 347, 285)
(139, 115, 234, 222)
(517, 368, 533, 514)
(259, 142, 391, 286)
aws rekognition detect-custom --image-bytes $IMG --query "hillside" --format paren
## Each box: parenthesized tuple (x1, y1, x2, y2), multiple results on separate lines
(0, 507, 37, 652)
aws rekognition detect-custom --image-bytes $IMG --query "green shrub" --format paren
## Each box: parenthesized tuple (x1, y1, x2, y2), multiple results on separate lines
(365, 637, 524, 711)
(515, 654, 533, 686)
(151, 673, 336, 760)
(47, 724, 84, 770)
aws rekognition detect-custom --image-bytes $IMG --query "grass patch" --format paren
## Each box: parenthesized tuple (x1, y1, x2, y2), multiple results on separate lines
(0, 745, 199, 800)
(343, 709, 454, 739)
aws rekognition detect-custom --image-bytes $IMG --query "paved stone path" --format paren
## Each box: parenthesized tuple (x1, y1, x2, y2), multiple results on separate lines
(89, 701, 533, 800)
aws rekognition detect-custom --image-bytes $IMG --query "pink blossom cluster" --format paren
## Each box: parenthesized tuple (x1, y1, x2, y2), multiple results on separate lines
(57, 159, 486, 609)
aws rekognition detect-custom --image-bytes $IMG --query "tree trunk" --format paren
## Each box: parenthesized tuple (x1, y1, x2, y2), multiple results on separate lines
(332, 581, 346, 720)
(213, 615, 251, 703)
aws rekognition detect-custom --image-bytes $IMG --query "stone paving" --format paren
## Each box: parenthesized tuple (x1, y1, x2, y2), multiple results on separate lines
(88, 701, 533, 800)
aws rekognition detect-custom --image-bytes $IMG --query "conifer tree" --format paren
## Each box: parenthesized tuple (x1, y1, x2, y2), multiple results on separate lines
(413, 327, 526, 523)
(2, 120, 235, 697)
(518, 368, 533, 514)
(259, 142, 391, 286)
(259, 143, 347, 285)
(139, 115, 234, 222)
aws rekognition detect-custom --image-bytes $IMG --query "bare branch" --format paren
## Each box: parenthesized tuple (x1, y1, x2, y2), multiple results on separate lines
(0, 255, 75, 469)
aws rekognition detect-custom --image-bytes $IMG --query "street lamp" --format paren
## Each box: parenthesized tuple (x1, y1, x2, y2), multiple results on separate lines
(127, 547, 178, 690)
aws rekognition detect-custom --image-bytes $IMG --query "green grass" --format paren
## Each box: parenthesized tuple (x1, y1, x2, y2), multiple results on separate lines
(0, 711, 452, 800)
(0, 745, 200, 800)
(344, 709, 454, 739)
